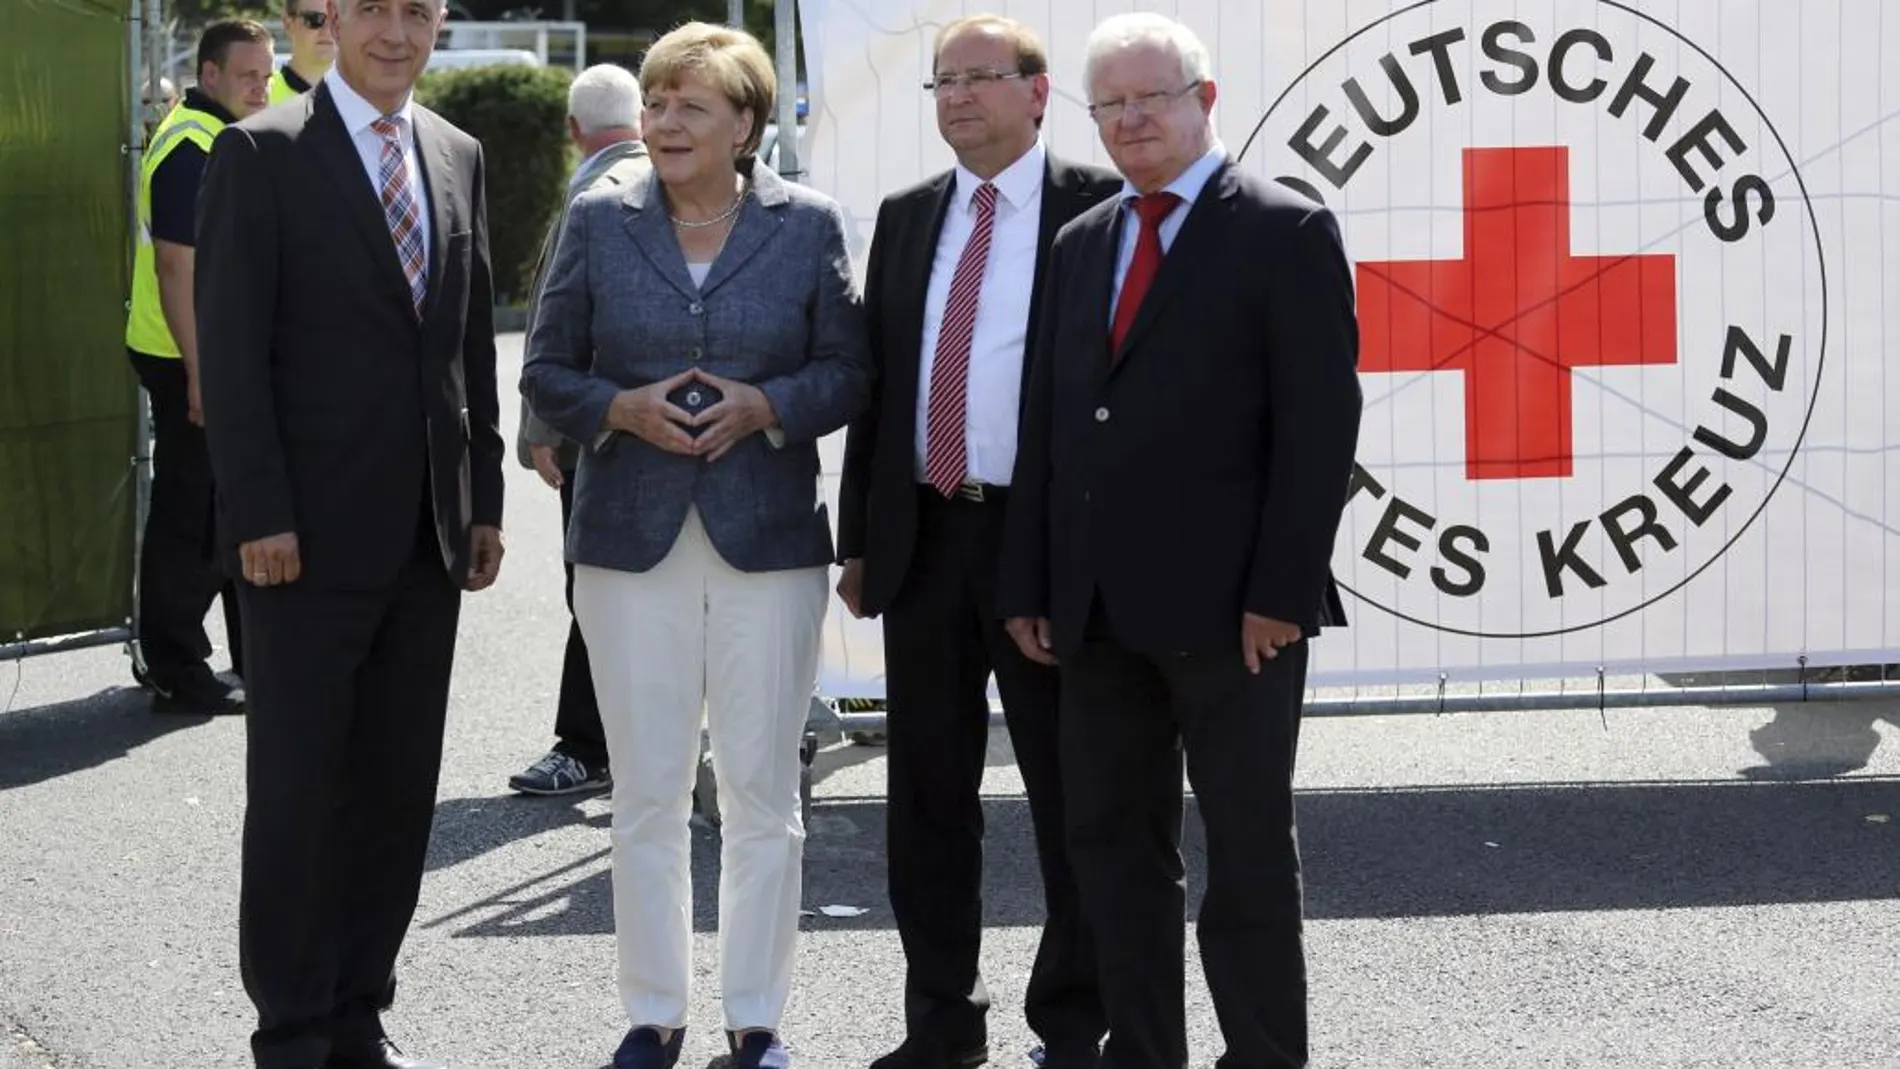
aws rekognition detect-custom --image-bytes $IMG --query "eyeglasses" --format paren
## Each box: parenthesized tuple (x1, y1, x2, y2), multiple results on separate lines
(293, 9, 327, 29)
(922, 68, 1028, 96)
(1086, 81, 1203, 125)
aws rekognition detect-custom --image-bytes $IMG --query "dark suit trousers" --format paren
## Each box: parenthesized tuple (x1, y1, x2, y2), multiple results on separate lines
(237, 515, 460, 1069)
(129, 351, 244, 682)
(882, 488, 1105, 1052)
(1061, 605, 1309, 1069)
(551, 476, 606, 768)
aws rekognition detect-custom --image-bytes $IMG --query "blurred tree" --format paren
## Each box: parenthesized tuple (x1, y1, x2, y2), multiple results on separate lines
(170, 0, 271, 19)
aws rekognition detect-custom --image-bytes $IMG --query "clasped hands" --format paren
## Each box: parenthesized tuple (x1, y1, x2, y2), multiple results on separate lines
(607, 367, 776, 463)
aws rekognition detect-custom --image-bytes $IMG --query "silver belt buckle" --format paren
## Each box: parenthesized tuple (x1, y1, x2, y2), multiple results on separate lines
(956, 480, 986, 502)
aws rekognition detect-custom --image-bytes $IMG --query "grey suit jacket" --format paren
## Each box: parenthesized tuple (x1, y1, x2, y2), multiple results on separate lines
(515, 138, 652, 472)
(519, 159, 871, 574)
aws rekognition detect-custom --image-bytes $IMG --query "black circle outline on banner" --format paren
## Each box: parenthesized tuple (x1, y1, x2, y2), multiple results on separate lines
(1235, 0, 1831, 640)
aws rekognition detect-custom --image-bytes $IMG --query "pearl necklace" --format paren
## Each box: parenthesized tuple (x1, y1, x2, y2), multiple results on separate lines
(670, 182, 748, 229)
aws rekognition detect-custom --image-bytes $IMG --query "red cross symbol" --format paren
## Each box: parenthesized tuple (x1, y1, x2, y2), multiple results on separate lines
(1356, 146, 1679, 480)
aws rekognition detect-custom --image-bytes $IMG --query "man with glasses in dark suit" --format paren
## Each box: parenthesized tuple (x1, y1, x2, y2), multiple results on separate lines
(838, 14, 1125, 1069)
(1002, 12, 1362, 1069)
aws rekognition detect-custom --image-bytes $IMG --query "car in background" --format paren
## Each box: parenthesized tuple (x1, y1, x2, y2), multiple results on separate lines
(759, 119, 806, 174)
(425, 47, 541, 70)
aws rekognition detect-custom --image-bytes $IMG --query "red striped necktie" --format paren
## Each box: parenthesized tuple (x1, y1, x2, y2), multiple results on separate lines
(923, 181, 999, 497)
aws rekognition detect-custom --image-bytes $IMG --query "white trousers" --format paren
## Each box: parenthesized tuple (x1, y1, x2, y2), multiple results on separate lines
(573, 507, 828, 1032)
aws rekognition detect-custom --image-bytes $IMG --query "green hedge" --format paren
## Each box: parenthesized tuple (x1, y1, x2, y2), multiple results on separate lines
(416, 63, 573, 306)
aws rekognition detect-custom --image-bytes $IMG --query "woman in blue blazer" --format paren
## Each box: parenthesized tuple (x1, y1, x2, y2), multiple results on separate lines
(520, 23, 871, 1069)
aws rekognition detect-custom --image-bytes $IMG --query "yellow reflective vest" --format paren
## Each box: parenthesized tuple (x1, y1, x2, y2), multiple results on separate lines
(125, 102, 225, 359)
(268, 66, 314, 105)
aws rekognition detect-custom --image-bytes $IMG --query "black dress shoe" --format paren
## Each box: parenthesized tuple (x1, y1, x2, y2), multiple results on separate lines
(1028, 1043, 1100, 1069)
(147, 664, 245, 716)
(868, 1035, 988, 1069)
(326, 1037, 444, 1069)
(615, 1026, 686, 1069)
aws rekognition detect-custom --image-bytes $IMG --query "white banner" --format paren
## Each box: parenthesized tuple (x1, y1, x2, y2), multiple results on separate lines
(804, 0, 1900, 691)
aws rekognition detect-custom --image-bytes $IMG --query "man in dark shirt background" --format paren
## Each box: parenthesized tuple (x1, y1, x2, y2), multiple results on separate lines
(123, 18, 273, 714)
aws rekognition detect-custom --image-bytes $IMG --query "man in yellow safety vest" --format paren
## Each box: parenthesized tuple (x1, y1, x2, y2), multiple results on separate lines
(267, 0, 336, 103)
(124, 18, 273, 714)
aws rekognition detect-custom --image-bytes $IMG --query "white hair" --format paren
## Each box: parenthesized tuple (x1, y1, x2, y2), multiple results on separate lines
(567, 63, 644, 134)
(1083, 12, 1213, 91)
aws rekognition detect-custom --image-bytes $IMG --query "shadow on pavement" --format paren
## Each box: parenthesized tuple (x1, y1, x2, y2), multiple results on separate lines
(420, 772, 1900, 939)
(1741, 702, 1900, 780)
(425, 793, 609, 873)
(421, 736, 890, 877)
(0, 685, 206, 791)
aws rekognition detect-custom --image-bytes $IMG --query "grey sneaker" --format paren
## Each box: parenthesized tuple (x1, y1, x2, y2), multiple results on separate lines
(507, 750, 611, 796)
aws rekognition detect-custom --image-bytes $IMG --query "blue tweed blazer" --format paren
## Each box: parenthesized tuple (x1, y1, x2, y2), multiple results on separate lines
(520, 160, 871, 574)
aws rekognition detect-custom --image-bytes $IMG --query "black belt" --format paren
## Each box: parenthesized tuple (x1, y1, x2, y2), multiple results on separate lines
(919, 479, 1008, 504)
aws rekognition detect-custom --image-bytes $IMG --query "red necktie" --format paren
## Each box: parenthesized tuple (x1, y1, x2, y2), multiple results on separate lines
(923, 182, 999, 497)
(1110, 192, 1181, 354)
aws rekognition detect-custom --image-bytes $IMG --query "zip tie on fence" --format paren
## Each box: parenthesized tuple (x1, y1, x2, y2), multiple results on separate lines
(1595, 666, 1608, 730)
(1434, 672, 1447, 716)
(4, 630, 25, 717)
(1798, 654, 1810, 702)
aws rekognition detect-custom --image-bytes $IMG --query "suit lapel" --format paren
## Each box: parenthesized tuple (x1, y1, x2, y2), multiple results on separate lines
(902, 172, 957, 355)
(573, 139, 641, 190)
(697, 161, 790, 297)
(887, 172, 956, 441)
(1111, 160, 1239, 370)
(620, 168, 699, 301)
(1025, 158, 1108, 396)
(410, 109, 457, 323)
(1077, 210, 1118, 388)
(307, 83, 413, 312)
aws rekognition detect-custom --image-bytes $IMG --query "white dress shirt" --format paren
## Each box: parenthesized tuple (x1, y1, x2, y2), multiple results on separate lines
(324, 68, 432, 269)
(915, 140, 1047, 486)
(1109, 141, 1228, 324)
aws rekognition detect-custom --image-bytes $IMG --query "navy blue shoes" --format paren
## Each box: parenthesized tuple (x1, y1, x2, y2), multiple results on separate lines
(613, 1026, 686, 1069)
(611, 1024, 790, 1067)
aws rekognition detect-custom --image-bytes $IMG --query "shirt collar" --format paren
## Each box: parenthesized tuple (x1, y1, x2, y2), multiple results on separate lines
(182, 87, 236, 125)
(280, 64, 313, 94)
(953, 138, 1046, 213)
(1119, 140, 1228, 206)
(325, 66, 413, 137)
(573, 139, 638, 187)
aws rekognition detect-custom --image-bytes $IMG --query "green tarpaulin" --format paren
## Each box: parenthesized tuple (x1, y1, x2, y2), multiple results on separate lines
(0, 0, 139, 643)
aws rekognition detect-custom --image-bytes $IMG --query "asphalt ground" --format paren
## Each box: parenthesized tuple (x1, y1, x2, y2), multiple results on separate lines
(2, 335, 1897, 1069)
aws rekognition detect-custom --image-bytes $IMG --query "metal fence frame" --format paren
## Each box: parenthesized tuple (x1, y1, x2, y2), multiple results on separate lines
(816, 674, 1900, 743)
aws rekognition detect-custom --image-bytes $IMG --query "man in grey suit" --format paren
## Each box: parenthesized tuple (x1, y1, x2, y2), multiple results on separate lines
(507, 63, 651, 797)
